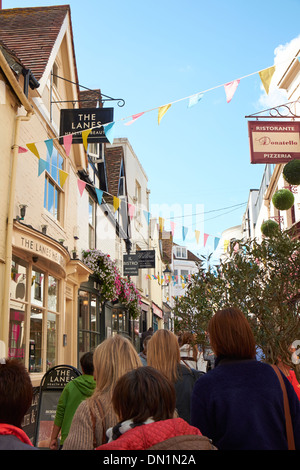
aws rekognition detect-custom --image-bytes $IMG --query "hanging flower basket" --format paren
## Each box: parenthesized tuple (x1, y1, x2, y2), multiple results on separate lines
(272, 189, 294, 211)
(261, 219, 279, 237)
(82, 249, 142, 319)
(283, 159, 300, 186)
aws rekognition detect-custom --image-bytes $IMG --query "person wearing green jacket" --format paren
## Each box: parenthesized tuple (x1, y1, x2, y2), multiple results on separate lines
(49, 352, 96, 449)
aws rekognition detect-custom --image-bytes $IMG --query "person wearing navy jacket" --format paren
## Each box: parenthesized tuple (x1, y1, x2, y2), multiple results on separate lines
(191, 306, 300, 450)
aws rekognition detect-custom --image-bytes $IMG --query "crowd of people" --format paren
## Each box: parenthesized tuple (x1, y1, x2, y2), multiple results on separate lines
(0, 306, 300, 450)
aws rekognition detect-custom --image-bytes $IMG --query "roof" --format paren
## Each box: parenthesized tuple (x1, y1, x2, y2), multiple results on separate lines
(105, 146, 124, 197)
(0, 5, 70, 80)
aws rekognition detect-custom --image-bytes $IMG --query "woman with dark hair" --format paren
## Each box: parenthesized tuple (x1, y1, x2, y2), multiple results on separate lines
(0, 359, 37, 450)
(97, 367, 216, 450)
(191, 306, 300, 450)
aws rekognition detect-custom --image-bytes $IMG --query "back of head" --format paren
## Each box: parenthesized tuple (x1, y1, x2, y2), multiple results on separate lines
(0, 359, 33, 427)
(178, 331, 194, 347)
(93, 335, 141, 393)
(147, 329, 180, 382)
(80, 351, 94, 375)
(208, 306, 256, 360)
(112, 366, 176, 423)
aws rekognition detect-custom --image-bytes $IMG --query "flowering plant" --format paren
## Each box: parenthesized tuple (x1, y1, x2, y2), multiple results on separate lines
(82, 249, 142, 319)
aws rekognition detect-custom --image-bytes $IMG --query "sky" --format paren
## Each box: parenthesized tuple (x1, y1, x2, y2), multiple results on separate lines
(3, 0, 300, 262)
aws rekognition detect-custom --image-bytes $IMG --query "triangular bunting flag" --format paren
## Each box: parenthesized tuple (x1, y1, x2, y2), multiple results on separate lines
(45, 139, 53, 157)
(125, 112, 144, 126)
(204, 233, 209, 247)
(82, 128, 92, 150)
(259, 66, 275, 94)
(224, 239, 230, 252)
(143, 210, 150, 225)
(158, 104, 171, 124)
(59, 169, 68, 188)
(224, 79, 240, 103)
(104, 122, 115, 144)
(113, 196, 120, 212)
(95, 188, 103, 205)
(63, 134, 73, 156)
(38, 158, 50, 176)
(26, 143, 40, 159)
(182, 226, 188, 241)
(77, 179, 86, 196)
(188, 93, 203, 108)
(128, 203, 135, 220)
(195, 230, 200, 244)
(159, 217, 165, 233)
(214, 237, 220, 250)
(170, 221, 176, 237)
(18, 146, 28, 153)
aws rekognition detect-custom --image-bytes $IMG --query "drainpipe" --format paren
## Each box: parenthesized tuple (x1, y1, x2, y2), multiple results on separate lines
(1, 112, 33, 354)
(0, 49, 34, 355)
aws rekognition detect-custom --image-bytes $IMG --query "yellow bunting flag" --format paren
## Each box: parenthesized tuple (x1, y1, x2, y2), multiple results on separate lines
(195, 230, 200, 244)
(26, 143, 40, 159)
(224, 239, 230, 252)
(259, 66, 275, 94)
(82, 128, 92, 150)
(159, 217, 165, 233)
(113, 196, 120, 212)
(158, 104, 171, 124)
(59, 169, 69, 188)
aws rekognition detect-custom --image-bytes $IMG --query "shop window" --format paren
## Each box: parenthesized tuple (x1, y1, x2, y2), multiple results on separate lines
(44, 147, 64, 221)
(9, 256, 60, 373)
(78, 290, 101, 354)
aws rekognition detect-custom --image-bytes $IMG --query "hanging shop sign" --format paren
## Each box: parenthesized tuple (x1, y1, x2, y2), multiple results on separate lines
(248, 121, 300, 163)
(33, 365, 81, 448)
(123, 254, 139, 276)
(137, 250, 156, 269)
(60, 107, 114, 143)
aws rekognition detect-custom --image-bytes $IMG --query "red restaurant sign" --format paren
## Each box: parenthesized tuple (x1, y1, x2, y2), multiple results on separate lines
(248, 121, 300, 163)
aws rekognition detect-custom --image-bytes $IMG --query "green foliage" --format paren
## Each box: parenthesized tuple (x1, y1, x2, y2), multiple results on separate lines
(261, 219, 279, 237)
(283, 159, 300, 186)
(174, 231, 300, 370)
(272, 189, 294, 210)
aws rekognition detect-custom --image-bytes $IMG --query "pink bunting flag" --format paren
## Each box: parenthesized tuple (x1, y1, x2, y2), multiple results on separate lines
(125, 112, 144, 126)
(18, 146, 28, 153)
(128, 203, 135, 220)
(224, 79, 240, 103)
(170, 221, 176, 237)
(77, 179, 86, 196)
(204, 233, 209, 247)
(63, 134, 73, 156)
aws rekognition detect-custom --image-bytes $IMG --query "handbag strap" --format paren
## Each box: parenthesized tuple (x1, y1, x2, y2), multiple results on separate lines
(271, 365, 295, 450)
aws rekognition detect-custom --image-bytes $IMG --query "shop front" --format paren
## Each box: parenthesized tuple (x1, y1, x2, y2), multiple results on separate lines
(9, 221, 92, 387)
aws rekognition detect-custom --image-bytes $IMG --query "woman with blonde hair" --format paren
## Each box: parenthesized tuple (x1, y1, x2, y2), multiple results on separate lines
(62, 335, 141, 450)
(147, 329, 201, 423)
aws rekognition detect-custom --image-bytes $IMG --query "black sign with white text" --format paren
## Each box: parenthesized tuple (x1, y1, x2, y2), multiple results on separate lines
(60, 107, 114, 143)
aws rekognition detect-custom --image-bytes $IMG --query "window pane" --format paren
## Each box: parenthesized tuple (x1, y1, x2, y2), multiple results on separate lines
(9, 305, 26, 361)
(91, 295, 97, 332)
(48, 276, 58, 311)
(47, 312, 57, 370)
(31, 269, 44, 307)
(78, 291, 89, 331)
(48, 180, 54, 214)
(29, 307, 43, 373)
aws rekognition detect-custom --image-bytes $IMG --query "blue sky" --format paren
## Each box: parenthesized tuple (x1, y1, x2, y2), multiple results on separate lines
(4, 0, 300, 261)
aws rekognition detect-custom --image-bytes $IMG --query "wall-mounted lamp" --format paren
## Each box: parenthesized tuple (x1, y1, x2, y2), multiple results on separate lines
(163, 265, 172, 275)
(41, 225, 47, 235)
(19, 204, 27, 220)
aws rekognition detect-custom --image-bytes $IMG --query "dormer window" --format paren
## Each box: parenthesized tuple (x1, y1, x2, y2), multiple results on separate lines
(175, 246, 187, 259)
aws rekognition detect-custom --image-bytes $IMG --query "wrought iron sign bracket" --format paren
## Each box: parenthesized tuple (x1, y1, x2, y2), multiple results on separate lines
(245, 98, 300, 120)
(50, 73, 125, 121)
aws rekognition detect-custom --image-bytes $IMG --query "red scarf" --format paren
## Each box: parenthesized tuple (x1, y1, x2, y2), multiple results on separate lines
(0, 423, 33, 446)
